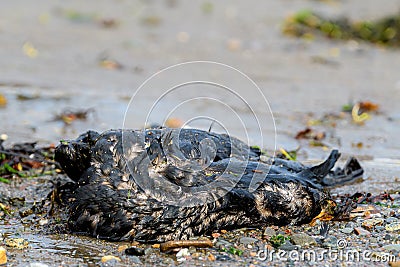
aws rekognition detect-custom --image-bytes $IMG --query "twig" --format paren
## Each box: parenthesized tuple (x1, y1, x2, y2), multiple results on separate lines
(160, 238, 213, 252)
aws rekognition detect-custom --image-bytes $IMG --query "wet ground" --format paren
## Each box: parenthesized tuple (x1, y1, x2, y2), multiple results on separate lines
(1, 0, 400, 266)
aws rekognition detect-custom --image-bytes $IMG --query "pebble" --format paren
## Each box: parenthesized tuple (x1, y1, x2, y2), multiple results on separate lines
(354, 227, 371, 236)
(176, 248, 189, 257)
(19, 207, 34, 218)
(101, 255, 121, 263)
(383, 244, 400, 252)
(375, 226, 385, 232)
(144, 247, 154, 255)
(384, 233, 392, 240)
(117, 245, 129, 252)
(339, 227, 353, 234)
(263, 227, 276, 238)
(29, 263, 49, 267)
(239, 237, 259, 245)
(389, 261, 400, 267)
(322, 236, 338, 248)
(207, 253, 216, 261)
(125, 246, 145, 256)
(129, 256, 142, 264)
(290, 233, 317, 247)
(386, 217, 399, 223)
(162, 258, 175, 265)
(279, 240, 298, 251)
(215, 239, 233, 249)
(361, 218, 384, 230)
(5, 238, 29, 249)
(0, 134, 7, 141)
(216, 255, 231, 261)
(176, 248, 190, 262)
(0, 247, 6, 265)
(38, 219, 48, 226)
(386, 222, 400, 232)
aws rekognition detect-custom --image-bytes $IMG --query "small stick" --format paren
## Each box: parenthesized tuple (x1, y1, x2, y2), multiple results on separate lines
(160, 238, 213, 252)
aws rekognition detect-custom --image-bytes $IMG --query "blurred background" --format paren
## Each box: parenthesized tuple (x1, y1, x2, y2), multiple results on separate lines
(1, 0, 399, 160)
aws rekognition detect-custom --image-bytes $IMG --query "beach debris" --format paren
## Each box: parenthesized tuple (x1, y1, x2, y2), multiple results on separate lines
(290, 233, 317, 247)
(283, 10, 400, 47)
(159, 238, 213, 252)
(5, 238, 29, 249)
(101, 255, 121, 263)
(0, 94, 7, 107)
(53, 108, 94, 124)
(176, 248, 190, 262)
(295, 127, 325, 141)
(22, 42, 39, 58)
(269, 234, 290, 248)
(277, 148, 298, 161)
(141, 15, 162, 26)
(385, 222, 400, 232)
(99, 18, 118, 28)
(201, 2, 214, 14)
(0, 247, 6, 265)
(99, 57, 123, 70)
(16, 93, 41, 101)
(361, 218, 385, 230)
(354, 227, 371, 236)
(352, 103, 370, 124)
(0, 141, 57, 181)
(125, 246, 145, 256)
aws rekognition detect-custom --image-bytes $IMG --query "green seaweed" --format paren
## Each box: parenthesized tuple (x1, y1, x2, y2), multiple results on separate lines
(221, 246, 244, 256)
(269, 234, 290, 248)
(283, 10, 400, 47)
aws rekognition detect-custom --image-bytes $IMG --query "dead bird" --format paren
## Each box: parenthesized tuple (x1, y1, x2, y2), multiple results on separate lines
(54, 128, 363, 242)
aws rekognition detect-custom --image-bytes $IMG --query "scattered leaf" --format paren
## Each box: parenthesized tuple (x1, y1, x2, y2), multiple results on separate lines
(295, 127, 325, 140)
(207, 253, 216, 261)
(22, 42, 38, 58)
(342, 103, 353, 112)
(212, 232, 220, 238)
(201, 2, 214, 14)
(352, 142, 364, 149)
(352, 103, 370, 124)
(141, 15, 162, 26)
(0, 94, 7, 107)
(278, 148, 297, 161)
(16, 93, 41, 101)
(63, 9, 96, 23)
(359, 101, 379, 112)
(99, 59, 123, 70)
(99, 18, 118, 28)
(53, 108, 94, 124)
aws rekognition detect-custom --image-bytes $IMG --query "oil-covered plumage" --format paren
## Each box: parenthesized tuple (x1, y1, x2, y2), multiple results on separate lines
(55, 128, 363, 242)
